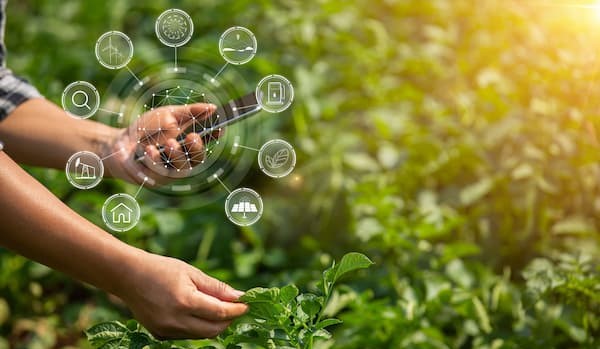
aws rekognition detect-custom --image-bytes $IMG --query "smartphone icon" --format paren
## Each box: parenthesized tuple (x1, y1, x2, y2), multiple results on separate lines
(267, 82, 284, 105)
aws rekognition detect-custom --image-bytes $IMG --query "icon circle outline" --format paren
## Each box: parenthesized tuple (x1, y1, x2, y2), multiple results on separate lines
(258, 139, 296, 178)
(218, 26, 257, 65)
(255, 74, 294, 113)
(102, 193, 141, 232)
(155, 8, 194, 48)
(225, 187, 263, 226)
(95, 31, 134, 70)
(61, 81, 101, 119)
(65, 151, 104, 189)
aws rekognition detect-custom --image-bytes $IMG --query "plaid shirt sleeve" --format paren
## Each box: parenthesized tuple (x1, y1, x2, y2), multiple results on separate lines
(0, 69, 42, 121)
(0, 0, 43, 123)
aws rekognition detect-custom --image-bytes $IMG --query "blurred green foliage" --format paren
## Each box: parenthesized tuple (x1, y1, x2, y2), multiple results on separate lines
(0, 0, 599, 348)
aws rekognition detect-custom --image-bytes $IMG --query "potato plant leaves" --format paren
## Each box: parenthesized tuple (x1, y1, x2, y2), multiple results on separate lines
(86, 321, 159, 349)
(86, 252, 372, 349)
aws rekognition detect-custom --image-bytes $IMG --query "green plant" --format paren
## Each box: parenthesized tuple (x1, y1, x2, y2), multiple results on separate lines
(3, 0, 600, 348)
(85, 252, 373, 349)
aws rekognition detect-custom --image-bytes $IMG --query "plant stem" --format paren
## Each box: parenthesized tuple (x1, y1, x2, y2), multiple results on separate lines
(315, 281, 334, 325)
(307, 336, 314, 349)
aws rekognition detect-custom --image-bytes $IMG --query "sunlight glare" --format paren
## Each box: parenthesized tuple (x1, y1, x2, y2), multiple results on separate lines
(595, 1, 600, 20)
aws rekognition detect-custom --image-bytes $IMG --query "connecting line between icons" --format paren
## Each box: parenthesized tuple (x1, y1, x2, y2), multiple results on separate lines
(174, 46, 178, 71)
(211, 63, 229, 82)
(213, 174, 232, 194)
(98, 108, 123, 116)
(232, 104, 258, 112)
(233, 143, 259, 152)
(134, 176, 148, 199)
(125, 66, 144, 86)
(100, 148, 124, 161)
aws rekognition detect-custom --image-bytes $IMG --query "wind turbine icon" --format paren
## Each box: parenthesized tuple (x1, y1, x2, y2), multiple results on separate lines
(102, 36, 123, 65)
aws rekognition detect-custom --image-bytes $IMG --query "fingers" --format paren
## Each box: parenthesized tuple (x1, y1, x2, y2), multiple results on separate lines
(144, 134, 206, 171)
(191, 270, 245, 302)
(144, 144, 161, 165)
(135, 103, 216, 146)
(183, 133, 206, 164)
(190, 291, 248, 322)
(135, 109, 179, 144)
(162, 138, 194, 170)
(172, 103, 217, 124)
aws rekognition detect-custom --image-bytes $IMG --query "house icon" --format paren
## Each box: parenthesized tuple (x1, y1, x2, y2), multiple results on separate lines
(110, 203, 133, 224)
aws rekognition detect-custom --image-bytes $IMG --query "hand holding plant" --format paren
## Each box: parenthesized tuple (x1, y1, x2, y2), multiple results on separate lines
(86, 252, 373, 348)
(111, 252, 248, 340)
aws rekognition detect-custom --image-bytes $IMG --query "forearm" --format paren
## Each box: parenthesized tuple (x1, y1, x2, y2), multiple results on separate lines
(0, 98, 119, 170)
(0, 151, 143, 296)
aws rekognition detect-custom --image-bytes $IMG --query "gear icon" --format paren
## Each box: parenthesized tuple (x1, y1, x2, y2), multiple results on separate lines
(155, 9, 194, 48)
(162, 14, 187, 41)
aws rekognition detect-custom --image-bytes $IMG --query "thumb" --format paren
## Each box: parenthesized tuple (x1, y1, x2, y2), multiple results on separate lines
(191, 270, 245, 302)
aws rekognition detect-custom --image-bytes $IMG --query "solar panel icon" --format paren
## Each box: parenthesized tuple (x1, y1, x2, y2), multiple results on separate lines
(225, 188, 263, 226)
(231, 200, 258, 218)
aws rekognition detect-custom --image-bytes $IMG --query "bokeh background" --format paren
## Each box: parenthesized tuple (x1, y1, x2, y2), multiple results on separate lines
(0, 0, 599, 348)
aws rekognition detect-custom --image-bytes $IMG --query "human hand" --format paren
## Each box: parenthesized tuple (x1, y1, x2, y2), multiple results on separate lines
(117, 251, 248, 339)
(103, 103, 219, 185)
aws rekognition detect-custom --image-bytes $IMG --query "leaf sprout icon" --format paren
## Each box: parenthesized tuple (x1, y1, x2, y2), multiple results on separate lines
(265, 148, 290, 169)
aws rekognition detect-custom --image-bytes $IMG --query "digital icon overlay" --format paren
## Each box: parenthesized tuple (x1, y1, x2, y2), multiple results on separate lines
(155, 9, 194, 48)
(133, 85, 222, 177)
(95, 31, 134, 70)
(219, 26, 257, 65)
(102, 193, 141, 232)
(258, 139, 296, 178)
(256, 74, 294, 113)
(65, 151, 104, 189)
(61, 81, 101, 119)
(225, 188, 263, 226)
(65, 9, 297, 230)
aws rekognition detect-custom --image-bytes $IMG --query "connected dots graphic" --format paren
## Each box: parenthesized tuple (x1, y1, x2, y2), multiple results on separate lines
(62, 9, 296, 231)
(134, 86, 222, 176)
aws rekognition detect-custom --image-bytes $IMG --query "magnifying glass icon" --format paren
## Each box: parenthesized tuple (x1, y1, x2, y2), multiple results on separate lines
(72, 90, 91, 110)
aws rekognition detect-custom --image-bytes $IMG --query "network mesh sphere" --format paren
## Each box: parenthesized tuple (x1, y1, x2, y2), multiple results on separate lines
(136, 87, 221, 173)
(162, 14, 188, 40)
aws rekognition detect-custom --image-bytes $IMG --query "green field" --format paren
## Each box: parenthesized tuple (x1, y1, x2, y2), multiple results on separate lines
(0, 0, 598, 348)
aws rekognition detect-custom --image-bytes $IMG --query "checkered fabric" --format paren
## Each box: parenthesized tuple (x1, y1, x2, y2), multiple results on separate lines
(0, 0, 42, 122)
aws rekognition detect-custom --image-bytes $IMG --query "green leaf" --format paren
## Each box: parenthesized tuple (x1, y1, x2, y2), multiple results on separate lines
(85, 321, 129, 347)
(313, 328, 332, 340)
(333, 252, 374, 284)
(315, 318, 343, 330)
(472, 296, 492, 334)
(126, 319, 139, 331)
(319, 260, 336, 295)
(127, 332, 156, 349)
(344, 152, 380, 172)
(459, 177, 494, 206)
(238, 287, 286, 322)
(239, 287, 280, 303)
(551, 216, 594, 235)
(280, 284, 299, 303)
(296, 294, 322, 322)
